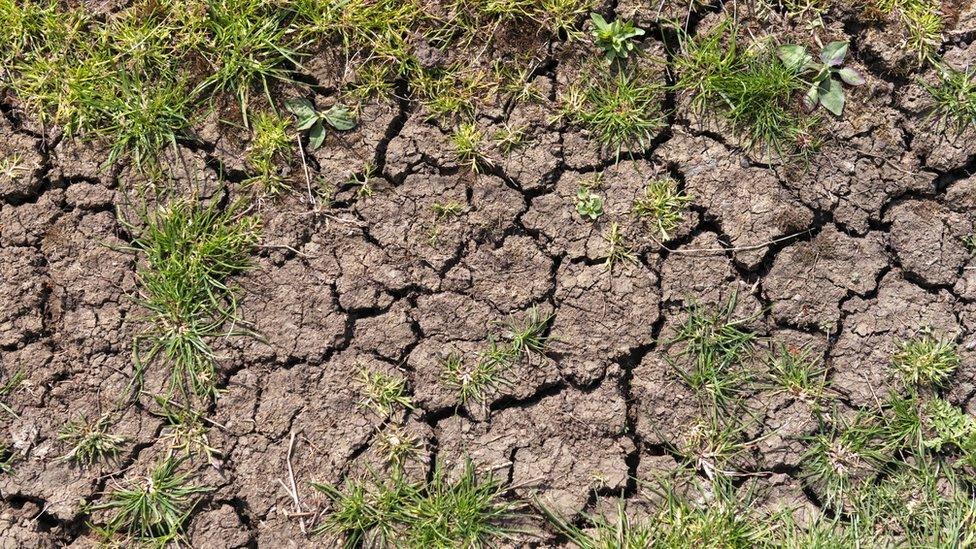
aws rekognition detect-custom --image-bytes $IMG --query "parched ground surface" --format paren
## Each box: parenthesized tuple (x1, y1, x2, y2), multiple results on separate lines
(2, 1, 976, 547)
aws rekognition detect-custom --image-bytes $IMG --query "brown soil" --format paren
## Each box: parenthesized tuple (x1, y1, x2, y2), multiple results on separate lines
(2, 3, 976, 547)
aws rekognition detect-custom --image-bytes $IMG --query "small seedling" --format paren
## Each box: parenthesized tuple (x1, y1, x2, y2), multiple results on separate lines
(152, 397, 221, 463)
(359, 368, 413, 418)
(441, 349, 512, 405)
(0, 442, 15, 475)
(575, 185, 604, 221)
(452, 122, 493, 173)
(501, 307, 553, 358)
(0, 369, 24, 417)
(892, 334, 959, 387)
(376, 426, 423, 467)
(58, 413, 125, 466)
(632, 177, 693, 240)
(602, 222, 637, 269)
(764, 343, 829, 405)
(432, 200, 464, 221)
(0, 154, 29, 183)
(923, 67, 976, 132)
(91, 456, 211, 544)
(589, 13, 644, 63)
(493, 123, 528, 153)
(778, 41, 865, 116)
(284, 97, 357, 150)
(246, 110, 292, 194)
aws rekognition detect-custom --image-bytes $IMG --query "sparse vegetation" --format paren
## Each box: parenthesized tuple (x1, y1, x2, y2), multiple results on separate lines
(874, 0, 943, 64)
(441, 308, 553, 405)
(91, 456, 211, 545)
(601, 222, 638, 269)
(358, 368, 414, 418)
(924, 67, 976, 132)
(125, 198, 261, 403)
(312, 459, 523, 547)
(631, 177, 693, 240)
(892, 333, 959, 387)
(0, 369, 24, 418)
(58, 413, 126, 466)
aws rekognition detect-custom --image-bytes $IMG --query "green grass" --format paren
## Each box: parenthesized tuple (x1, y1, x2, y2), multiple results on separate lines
(151, 396, 221, 462)
(194, 0, 302, 125)
(312, 459, 523, 547)
(0, 442, 16, 475)
(376, 426, 424, 467)
(762, 343, 829, 405)
(668, 297, 758, 410)
(874, 0, 943, 64)
(245, 110, 292, 194)
(631, 177, 693, 240)
(673, 21, 818, 155)
(924, 67, 976, 132)
(358, 368, 414, 418)
(58, 413, 126, 466)
(91, 456, 211, 545)
(559, 71, 665, 157)
(801, 411, 887, 511)
(602, 222, 638, 270)
(452, 122, 493, 173)
(125, 198, 260, 403)
(441, 308, 553, 405)
(0, 369, 24, 418)
(892, 333, 959, 387)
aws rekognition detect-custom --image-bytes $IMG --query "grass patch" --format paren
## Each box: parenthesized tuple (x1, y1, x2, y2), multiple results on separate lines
(125, 198, 260, 403)
(358, 368, 414, 418)
(631, 176, 693, 240)
(58, 413, 126, 466)
(892, 333, 959, 387)
(312, 459, 524, 547)
(559, 70, 666, 158)
(91, 456, 211, 545)
(441, 308, 553, 406)
(245, 110, 292, 194)
(923, 67, 976, 132)
(874, 0, 943, 64)
(673, 21, 818, 155)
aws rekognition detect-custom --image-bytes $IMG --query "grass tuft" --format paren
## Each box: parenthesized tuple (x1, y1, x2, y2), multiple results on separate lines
(59, 413, 126, 466)
(631, 177, 693, 240)
(892, 333, 959, 388)
(91, 456, 211, 545)
(126, 198, 260, 403)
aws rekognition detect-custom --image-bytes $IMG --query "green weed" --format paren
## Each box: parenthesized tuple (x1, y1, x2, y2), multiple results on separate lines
(801, 411, 887, 511)
(875, 0, 943, 64)
(58, 413, 126, 466)
(631, 177, 693, 240)
(312, 459, 523, 547)
(923, 67, 976, 132)
(245, 110, 292, 194)
(0, 369, 24, 418)
(763, 343, 829, 404)
(452, 122, 494, 173)
(91, 456, 211, 545)
(559, 71, 665, 158)
(589, 13, 644, 64)
(575, 185, 604, 221)
(892, 333, 959, 388)
(602, 222, 638, 269)
(358, 368, 414, 418)
(126, 198, 261, 402)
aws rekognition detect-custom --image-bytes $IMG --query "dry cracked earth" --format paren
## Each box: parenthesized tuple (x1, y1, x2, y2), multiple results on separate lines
(2, 2, 976, 547)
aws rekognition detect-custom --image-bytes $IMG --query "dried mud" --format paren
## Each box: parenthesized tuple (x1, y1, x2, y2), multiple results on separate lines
(2, 2, 976, 547)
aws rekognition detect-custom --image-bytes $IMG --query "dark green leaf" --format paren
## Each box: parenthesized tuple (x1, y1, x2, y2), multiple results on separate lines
(284, 98, 316, 121)
(804, 85, 820, 111)
(819, 78, 845, 116)
(820, 41, 848, 67)
(324, 105, 356, 131)
(309, 121, 326, 150)
(778, 44, 810, 71)
(838, 67, 865, 86)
